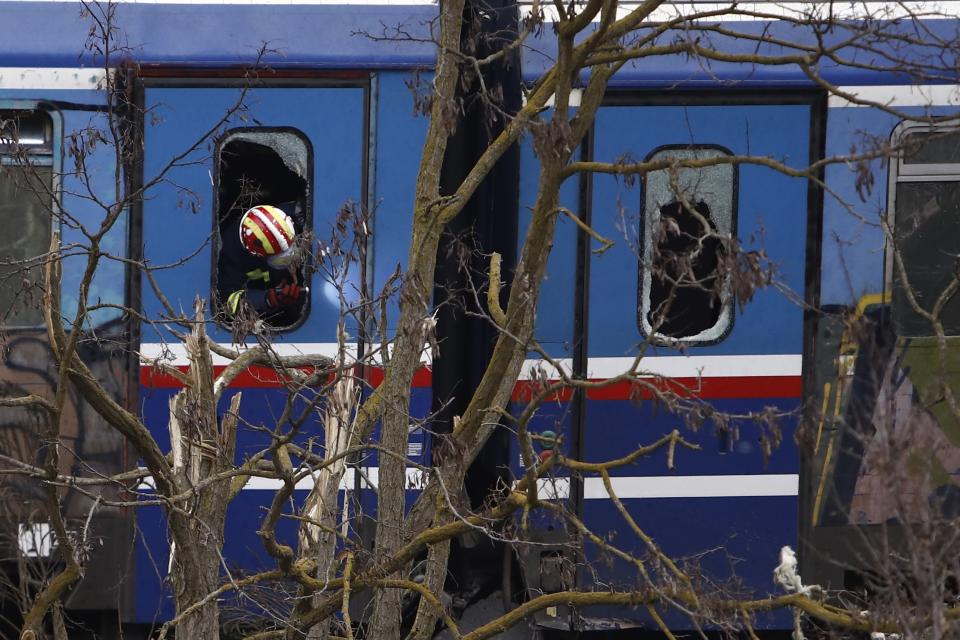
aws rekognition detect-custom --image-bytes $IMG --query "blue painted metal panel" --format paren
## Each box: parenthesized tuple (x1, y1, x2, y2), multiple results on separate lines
(136, 84, 365, 621)
(0, 3, 436, 68)
(584, 397, 801, 476)
(571, 101, 810, 628)
(580, 496, 797, 627)
(362, 72, 434, 525)
(136, 385, 324, 622)
(518, 124, 581, 357)
(521, 19, 960, 87)
(589, 103, 811, 356)
(3, 3, 957, 88)
(136, 383, 422, 622)
(371, 72, 430, 328)
(510, 114, 581, 528)
(819, 104, 960, 306)
(58, 108, 128, 327)
(140, 85, 364, 345)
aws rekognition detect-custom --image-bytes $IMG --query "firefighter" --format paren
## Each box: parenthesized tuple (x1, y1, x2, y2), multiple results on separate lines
(218, 203, 307, 320)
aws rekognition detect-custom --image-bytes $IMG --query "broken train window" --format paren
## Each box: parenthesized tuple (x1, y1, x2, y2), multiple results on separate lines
(639, 146, 736, 342)
(213, 128, 312, 329)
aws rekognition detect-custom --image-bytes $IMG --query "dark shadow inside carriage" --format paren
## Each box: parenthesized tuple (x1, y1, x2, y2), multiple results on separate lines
(647, 199, 726, 339)
(214, 131, 311, 329)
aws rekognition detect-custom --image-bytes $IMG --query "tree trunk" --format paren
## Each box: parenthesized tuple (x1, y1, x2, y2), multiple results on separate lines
(164, 300, 239, 640)
(302, 373, 356, 640)
(169, 525, 225, 639)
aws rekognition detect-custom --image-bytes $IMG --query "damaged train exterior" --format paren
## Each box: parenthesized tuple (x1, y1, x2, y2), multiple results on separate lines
(0, 0, 959, 636)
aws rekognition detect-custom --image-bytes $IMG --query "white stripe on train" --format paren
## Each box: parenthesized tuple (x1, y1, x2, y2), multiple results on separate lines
(516, 2, 960, 26)
(0, 68, 109, 90)
(139, 342, 801, 378)
(520, 353, 802, 380)
(5, 0, 437, 4)
(139, 342, 351, 366)
(134, 467, 426, 492)
(539, 85, 960, 110)
(828, 84, 960, 108)
(137, 470, 798, 498)
(536, 474, 800, 500)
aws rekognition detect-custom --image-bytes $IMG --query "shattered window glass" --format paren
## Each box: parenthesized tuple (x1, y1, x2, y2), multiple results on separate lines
(639, 147, 735, 342)
(214, 129, 312, 330)
(0, 111, 53, 327)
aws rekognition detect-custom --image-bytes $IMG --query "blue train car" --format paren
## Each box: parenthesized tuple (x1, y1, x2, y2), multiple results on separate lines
(1, 0, 959, 637)
(0, 0, 437, 631)
(508, 5, 960, 633)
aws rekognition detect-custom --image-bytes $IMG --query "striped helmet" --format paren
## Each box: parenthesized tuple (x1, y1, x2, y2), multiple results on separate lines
(239, 205, 296, 258)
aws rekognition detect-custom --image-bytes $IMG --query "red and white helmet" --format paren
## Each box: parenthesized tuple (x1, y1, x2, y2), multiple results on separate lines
(239, 205, 296, 258)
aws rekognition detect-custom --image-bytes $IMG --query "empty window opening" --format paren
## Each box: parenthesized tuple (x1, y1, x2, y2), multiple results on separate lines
(648, 199, 725, 338)
(890, 122, 960, 337)
(214, 129, 312, 329)
(639, 146, 736, 343)
(0, 110, 54, 328)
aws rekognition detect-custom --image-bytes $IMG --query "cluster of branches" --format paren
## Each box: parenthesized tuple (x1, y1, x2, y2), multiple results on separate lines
(2, 0, 960, 639)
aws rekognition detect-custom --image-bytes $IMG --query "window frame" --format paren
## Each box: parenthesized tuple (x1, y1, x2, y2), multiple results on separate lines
(210, 126, 314, 332)
(886, 119, 960, 337)
(0, 103, 61, 330)
(636, 143, 738, 345)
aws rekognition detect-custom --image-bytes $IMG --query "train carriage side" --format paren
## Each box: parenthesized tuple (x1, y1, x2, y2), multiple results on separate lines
(514, 89, 817, 631)
(513, 9, 960, 632)
(1, 0, 438, 628)
(135, 76, 376, 621)
(132, 65, 434, 628)
(509, 105, 584, 626)
(510, 13, 833, 633)
(0, 70, 136, 625)
(580, 93, 814, 629)
(7, 0, 960, 634)
(802, 85, 960, 594)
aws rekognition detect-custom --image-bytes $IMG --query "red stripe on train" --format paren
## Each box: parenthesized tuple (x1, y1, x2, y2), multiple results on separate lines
(511, 376, 802, 402)
(141, 365, 800, 399)
(140, 365, 434, 389)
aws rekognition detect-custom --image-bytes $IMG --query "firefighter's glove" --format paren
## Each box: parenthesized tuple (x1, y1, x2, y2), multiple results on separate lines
(266, 281, 304, 309)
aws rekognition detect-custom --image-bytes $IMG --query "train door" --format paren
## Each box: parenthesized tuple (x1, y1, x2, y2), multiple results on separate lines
(577, 96, 817, 627)
(135, 79, 368, 622)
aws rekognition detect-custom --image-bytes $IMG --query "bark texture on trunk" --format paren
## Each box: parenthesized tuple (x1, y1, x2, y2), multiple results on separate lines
(302, 372, 356, 640)
(165, 301, 239, 640)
